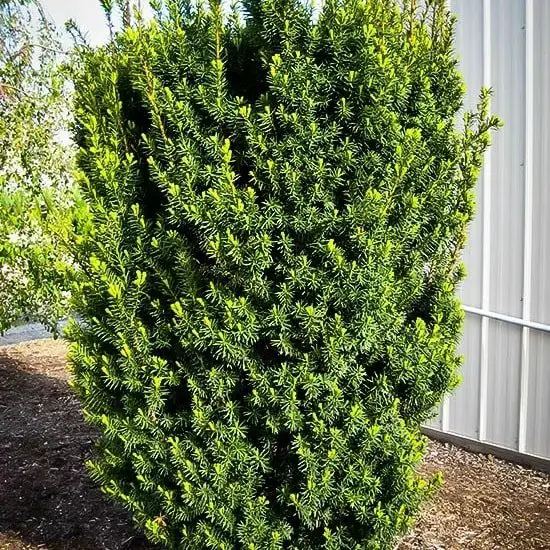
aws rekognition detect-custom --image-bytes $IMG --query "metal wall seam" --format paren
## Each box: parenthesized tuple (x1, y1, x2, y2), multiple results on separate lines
(518, 0, 534, 454)
(478, 0, 492, 443)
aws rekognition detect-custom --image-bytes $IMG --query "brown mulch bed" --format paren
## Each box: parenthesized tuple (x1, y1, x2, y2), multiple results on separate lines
(399, 446, 550, 549)
(1, 340, 549, 550)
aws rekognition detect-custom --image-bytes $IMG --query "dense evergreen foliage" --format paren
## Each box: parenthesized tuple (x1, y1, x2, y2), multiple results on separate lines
(68, 0, 499, 547)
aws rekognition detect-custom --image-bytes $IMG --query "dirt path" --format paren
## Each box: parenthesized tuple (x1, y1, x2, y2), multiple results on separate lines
(0, 339, 549, 550)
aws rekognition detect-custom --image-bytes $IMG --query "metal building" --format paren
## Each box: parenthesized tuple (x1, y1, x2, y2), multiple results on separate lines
(426, 0, 550, 471)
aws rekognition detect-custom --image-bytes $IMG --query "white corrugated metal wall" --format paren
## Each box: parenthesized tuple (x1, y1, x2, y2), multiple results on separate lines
(426, 0, 550, 466)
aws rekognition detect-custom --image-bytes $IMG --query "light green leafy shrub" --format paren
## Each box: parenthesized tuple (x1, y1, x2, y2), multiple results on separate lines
(0, 0, 86, 333)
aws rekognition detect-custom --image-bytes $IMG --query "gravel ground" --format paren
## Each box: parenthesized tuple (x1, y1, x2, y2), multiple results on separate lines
(0, 339, 549, 550)
(0, 319, 69, 347)
(0, 323, 55, 347)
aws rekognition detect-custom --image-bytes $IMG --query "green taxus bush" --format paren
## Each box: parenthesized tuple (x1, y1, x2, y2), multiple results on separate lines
(68, 0, 499, 547)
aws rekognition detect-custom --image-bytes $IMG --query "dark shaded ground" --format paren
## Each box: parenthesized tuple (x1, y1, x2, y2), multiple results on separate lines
(1, 339, 549, 549)
(0, 340, 153, 550)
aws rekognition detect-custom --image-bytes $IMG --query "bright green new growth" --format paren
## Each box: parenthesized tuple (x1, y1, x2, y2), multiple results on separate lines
(68, 0, 498, 547)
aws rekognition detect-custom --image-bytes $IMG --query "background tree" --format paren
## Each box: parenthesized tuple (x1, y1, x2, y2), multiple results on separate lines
(0, 0, 87, 334)
(100, 0, 144, 37)
(69, 0, 500, 548)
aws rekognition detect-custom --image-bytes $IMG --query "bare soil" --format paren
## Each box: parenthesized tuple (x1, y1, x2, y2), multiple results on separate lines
(1, 339, 549, 549)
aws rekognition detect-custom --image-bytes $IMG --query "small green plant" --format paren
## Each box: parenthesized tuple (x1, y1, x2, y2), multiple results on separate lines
(68, 0, 499, 547)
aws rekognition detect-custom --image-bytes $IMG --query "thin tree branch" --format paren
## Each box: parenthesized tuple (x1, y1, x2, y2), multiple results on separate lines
(0, 82, 32, 98)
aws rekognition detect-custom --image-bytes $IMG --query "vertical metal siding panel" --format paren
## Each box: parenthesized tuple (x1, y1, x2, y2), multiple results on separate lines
(484, 0, 525, 450)
(446, 0, 484, 441)
(529, 2, 550, 327)
(436, 0, 483, 437)
(526, 1, 550, 458)
(486, 320, 522, 449)
(478, 0, 492, 442)
(453, 0, 484, 309)
(527, 332, 550, 457)
(449, 313, 482, 438)
(489, 0, 525, 318)
(518, 0, 534, 454)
